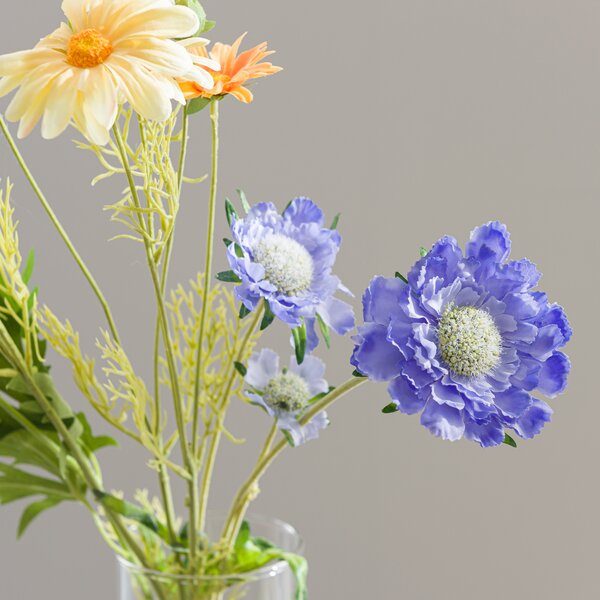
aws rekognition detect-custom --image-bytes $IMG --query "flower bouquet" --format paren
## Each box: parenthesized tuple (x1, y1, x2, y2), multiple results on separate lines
(0, 1, 572, 599)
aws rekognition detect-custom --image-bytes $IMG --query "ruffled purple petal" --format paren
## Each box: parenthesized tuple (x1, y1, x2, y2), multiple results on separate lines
(513, 398, 553, 439)
(420, 399, 465, 441)
(283, 197, 324, 227)
(363, 276, 407, 325)
(289, 354, 329, 397)
(464, 416, 505, 447)
(537, 352, 570, 398)
(387, 375, 426, 414)
(351, 324, 402, 381)
(493, 387, 532, 419)
(466, 221, 512, 266)
(245, 348, 280, 390)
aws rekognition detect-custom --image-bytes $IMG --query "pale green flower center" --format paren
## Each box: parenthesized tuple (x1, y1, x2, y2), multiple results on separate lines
(254, 234, 313, 296)
(263, 372, 311, 412)
(438, 305, 502, 377)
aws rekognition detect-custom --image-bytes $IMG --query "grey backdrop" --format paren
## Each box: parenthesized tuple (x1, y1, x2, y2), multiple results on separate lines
(0, 1, 598, 599)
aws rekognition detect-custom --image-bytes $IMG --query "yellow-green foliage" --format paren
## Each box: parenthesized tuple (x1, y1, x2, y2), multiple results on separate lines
(0, 179, 39, 369)
(164, 274, 261, 444)
(76, 108, 199, 263)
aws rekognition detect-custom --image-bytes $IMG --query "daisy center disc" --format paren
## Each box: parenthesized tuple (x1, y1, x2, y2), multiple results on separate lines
(438, 305, 501, 377)
(263, 372, 311, 412)
(253, 234, 314, 296)
(67, 29, 113, 69)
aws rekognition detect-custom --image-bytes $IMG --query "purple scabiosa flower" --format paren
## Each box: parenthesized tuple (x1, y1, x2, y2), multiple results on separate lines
(351, 222, 572, 447)
(225, 198, 355, 356)
(245, 348, 330, 446)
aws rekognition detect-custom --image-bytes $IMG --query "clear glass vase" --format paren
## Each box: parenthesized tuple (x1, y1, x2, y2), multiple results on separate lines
(117, 513, 304, 600)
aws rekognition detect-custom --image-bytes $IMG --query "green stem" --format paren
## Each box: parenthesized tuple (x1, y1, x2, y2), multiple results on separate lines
(0, 115, 121, 344)
(197, 305, 263, 536)
(111, 123, 199, 568)
(222, 376, 368, 546)
(191, 100, 220, 453)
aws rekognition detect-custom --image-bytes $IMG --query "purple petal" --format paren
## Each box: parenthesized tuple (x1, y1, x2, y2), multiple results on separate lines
(246, 348, 280, 390)
(493, 387, 532, 419)
(513, 398, 553, 439)
(464, 417, 505, 447)
(351, 323, 403, 381)
(387, 375, 426, 414)
(466, 221, 512, 266)
(420, 399, 465, 441)
(362, 276, 407, 325)
(283, 197, 324, 227)
(318, 296, 355, 336)
(289, 354, 329, 397)
(537, 352, 570, 398)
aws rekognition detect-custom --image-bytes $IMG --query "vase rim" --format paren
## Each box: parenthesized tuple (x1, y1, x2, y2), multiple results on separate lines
(116, 512, 304, 583)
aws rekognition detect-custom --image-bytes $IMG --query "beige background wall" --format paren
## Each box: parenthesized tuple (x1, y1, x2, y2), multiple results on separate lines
(1, 1, 598, 598)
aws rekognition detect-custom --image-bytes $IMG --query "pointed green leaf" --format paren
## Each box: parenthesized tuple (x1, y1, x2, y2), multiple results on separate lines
(394, 272, 408, 284)
(223, 238, 233, 247)
(22, 249, 35, 285)
(234, 362, 247, 377)
(352, 369, 367, 378)
(200, 19, 216, 33)
(17, 496, 63, 538)
(237, 189, 251, 214)
(419, 246, 428, 257)
(503, 433, 517, 448)
(239, 304, 251, 319)
(382, 402, 399, 414)
(292, 321, 307, 365)
(315, 313, 331, 349)
(216, 271, 241, 283)
(225, 198, 238, 227)
(330, 213, 341, 230)
(260, 301, 276, 331)
(186, 97, 211, 115)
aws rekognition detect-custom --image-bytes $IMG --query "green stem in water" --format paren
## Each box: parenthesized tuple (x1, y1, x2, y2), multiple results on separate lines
(197, 305, 263, 537)
(0, 115, 121, 344)
(222, 376, 368, 546)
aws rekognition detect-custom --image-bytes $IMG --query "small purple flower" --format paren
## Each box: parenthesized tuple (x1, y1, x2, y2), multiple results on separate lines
(351, 222, 572, 447)
(227, 198, 355, 350)
(245, 348, 330, 446)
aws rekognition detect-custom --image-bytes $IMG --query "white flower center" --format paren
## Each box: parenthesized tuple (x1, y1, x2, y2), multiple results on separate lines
(263, 372, 311, 412)
(253, 234, 314, 296)
(438, 305, 502, 377)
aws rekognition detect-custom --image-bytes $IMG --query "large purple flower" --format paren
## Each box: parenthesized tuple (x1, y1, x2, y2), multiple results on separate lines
(226, 198, 354, 351)
(351, 222, 572, 447)
(245, 349, 330, 446)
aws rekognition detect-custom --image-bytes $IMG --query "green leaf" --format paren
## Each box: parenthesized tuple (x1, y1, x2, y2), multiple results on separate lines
(93, 491, 167, 540)
(175, 0, 207, 35)
(315, 313, 331, 349)
(17, 496, 62, 538)
(233, 243, 244, 258)
(239, 304, 251, 319)
(260, 301, 275, 331)
(292, 321, 307, 365)
(0, 429, 61, 477)
(22, 249, 35, 285)
(223, 238, 233, 247)
(200, 19, 216, 33)
(77, 413, 118, 454)
(419, 246, 428, 258)
(382, 402, 399, 414)
(186, 97, 211, 116)
(282, 429, 296, 447)
(330, 213, 341, 230)
(237, 189, 251, 214)
(234, 521, 251, 551)
(0, 464, 72, 504)
(225, 198, 238, 227)
(503, 433, 517, 448)
(234, 362, 247, 377)
(394, 272, 408, 284)
(352, 369, 367, 378)
(216, 271, 241, 283)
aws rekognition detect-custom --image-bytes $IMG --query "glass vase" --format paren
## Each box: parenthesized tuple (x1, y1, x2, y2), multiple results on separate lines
(117, 513, 304, 600)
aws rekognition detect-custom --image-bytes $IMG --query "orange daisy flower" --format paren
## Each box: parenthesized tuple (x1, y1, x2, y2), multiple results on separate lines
(180, 33, 282, 103)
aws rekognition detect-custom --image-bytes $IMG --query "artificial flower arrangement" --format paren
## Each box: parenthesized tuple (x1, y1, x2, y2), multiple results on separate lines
(0, 1, 572, 598)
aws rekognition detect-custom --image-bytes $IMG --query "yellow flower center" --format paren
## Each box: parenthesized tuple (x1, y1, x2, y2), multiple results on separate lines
(67, 29, 113, 69)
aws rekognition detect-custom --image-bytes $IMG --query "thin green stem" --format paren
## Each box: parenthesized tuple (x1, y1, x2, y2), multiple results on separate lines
(191, 100, 220, 453)
(0, 115, 121, 344)
(112, 124, 199, 568)
(197, 305, 263, 535)
(222, 376, 368, 546)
